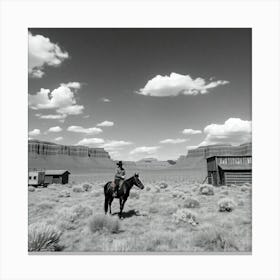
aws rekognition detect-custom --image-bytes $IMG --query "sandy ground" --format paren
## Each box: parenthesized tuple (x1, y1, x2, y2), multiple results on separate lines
(28, 170, 251, 253)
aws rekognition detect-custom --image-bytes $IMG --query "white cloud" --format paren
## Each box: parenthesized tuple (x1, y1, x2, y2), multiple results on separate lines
(37, 114, 67, 120)
(182, 128, 202, 135)
(48, 126, 62, 133)
(75, 138, 132, 151)
(29, 129, 40, 136)
(28, 32, 69, 78)
(76, 138, 105, 146)
(187, 145, 199, 151)
(130, 146, 160, 155)
(160, 138, 187, 144)
(100, 140, 132, 151)
(101, 98, 111, 102)
(97, 121, 114, 127)
(108, 151, 121, 159)
(28, 82, 84, 119)
(67, 126, 102, 134)
(56, 105, 84, 115)
(138, 72, 229, 97)
(54, 136, 63, 141)
(61, 82, 81, 89)
(200, 118, 252, 146)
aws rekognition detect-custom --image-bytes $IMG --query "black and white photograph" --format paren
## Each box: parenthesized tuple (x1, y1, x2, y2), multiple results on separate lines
(1, 0, 280, 279)
(28, 28, 252, 253)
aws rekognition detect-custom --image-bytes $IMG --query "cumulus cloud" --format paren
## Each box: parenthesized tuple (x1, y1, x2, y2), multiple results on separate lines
(28, 32, 69, 78)
(182, 128, 202, 135)
(130, 146, 160, 155)
(101, 98, 111, 102)
(138, 72, 229, 97)
(29, 129, 40, 136)
(67, 126, 102, 134)
(61, 82, 81, 89)
(97, 121, 114, 127)
(100, 140, 132, 151)
(76, 138, 105, 146)
(160, 138, 187, 144)
(37, 114, 67, 120)
(108, 151, 121, 159)
(56, 105, 84, 115)
(75, 138, 132, 152)
(48, 126, 62, 133)
(200, 118, 252, 146)
(54, 136, 63, 141)
(28, 82, 84, 119)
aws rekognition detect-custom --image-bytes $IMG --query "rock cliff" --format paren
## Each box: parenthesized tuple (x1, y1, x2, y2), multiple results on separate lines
(174, 142, 252, 169)
(28, 139, 115, 173)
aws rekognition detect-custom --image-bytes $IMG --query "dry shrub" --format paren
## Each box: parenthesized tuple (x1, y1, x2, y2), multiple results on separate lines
(89, 214, 120, 233)
(199, 184, 214, 196)
(153, 186, 160, 193)
(58, 190, 71, 198)
(130, 191, 140, 199)
(183, 197, 200, 208)
(193, 225, 239, 251)
(145, 186, 151, 192)
(145, 232, 177, 252)
(218, 197, 237, 212)
(172, 209, 198, 225)
(238, 200, 245, 206)
(82, 183, 93, 192)
(72, 186, 84, 193)
(240, 186, 248, 192)
(92, 191, 102, 197)
(221, 190, 229, 195)
(28, 223, 62, 252)
(149, 205, 159, 214)
(172, 191, 180, 198)
(56, 205, 93, 230)
(28, 186, 35, 192)
(159, 182, 168, 189)
(48, 184, 60, 190)
(164, 205, 178, 215)
(36, 201, 55, 211)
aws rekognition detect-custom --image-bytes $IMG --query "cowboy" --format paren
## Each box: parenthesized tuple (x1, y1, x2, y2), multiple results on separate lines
(113, 161, 125, 197)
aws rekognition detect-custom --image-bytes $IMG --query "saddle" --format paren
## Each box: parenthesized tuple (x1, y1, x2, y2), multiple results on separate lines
(111, 180, 123, 190)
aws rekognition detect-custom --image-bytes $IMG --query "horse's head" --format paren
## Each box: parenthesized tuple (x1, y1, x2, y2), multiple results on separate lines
(133, 173, 144, 189)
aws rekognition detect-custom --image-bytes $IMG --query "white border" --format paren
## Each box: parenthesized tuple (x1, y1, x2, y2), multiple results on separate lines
(0, 0, 279, 279)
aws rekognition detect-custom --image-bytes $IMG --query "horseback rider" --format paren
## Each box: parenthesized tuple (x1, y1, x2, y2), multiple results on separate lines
(113, 161, 125, 197)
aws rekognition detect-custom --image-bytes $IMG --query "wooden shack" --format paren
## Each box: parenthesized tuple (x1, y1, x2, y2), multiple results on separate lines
(28, 171, 45, 186)
(44, 170, 70, 185)
(207, 156, 252, 186)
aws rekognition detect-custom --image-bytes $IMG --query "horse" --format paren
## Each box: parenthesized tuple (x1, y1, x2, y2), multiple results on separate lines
(103, 173, 144, 218)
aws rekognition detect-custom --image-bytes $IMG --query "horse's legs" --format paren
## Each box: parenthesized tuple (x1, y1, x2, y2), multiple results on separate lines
(119, 199, 122, 217)
(109, 198, 114, 215)
(104, 196, 109, 214)
(119, 199, 126, 218)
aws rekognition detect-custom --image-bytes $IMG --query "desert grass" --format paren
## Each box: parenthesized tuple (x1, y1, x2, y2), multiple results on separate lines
(28, 170, 251, 252)
(28, 223, 62, 252)
(89, 214, 120, 233)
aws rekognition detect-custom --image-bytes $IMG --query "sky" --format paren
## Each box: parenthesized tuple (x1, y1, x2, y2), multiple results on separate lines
(28, 28, 252, 161)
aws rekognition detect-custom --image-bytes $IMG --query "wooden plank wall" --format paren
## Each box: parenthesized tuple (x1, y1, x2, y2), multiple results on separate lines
(224, 171, 252, 185)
